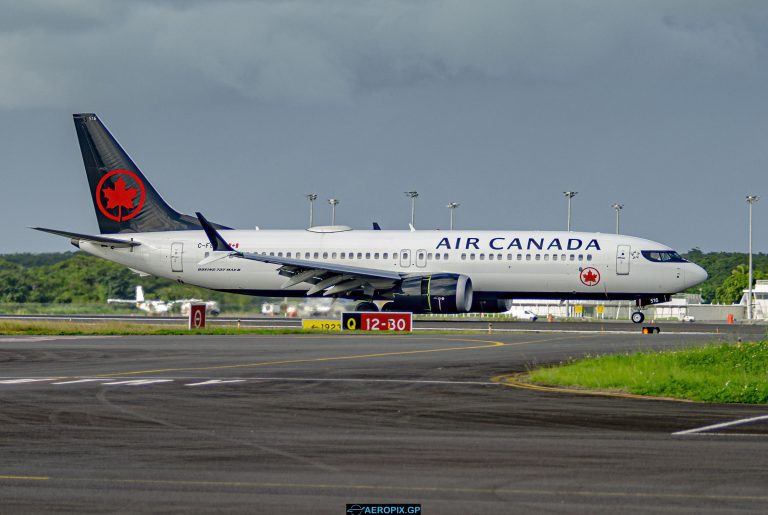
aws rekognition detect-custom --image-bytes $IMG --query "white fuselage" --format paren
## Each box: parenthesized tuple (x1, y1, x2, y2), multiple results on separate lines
(80, 228, 707, 300)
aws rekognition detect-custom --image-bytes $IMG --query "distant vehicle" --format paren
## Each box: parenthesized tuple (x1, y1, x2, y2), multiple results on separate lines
(36, 113, 709, 324)
(178, 300, 220, 316)
(516, 310, 538, 322)
(108, 286, 172, 315)
(680, 314, 695, 322)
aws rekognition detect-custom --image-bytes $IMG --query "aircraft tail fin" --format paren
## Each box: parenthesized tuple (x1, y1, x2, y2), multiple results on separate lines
(136, 286, 145, 303)
(73, 114, 231, 234)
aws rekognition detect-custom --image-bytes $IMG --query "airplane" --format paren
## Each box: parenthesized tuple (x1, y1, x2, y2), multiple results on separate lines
(107, 286, 172, 315)
(34, 114, 709, 324)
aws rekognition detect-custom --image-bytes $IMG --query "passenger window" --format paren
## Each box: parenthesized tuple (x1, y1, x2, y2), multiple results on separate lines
(587, 254, 592, 261)
(314, 252, 319, 259)
(427, 253, 433, 260)
(366, 252, 371, 259)
(578, 254, 583, 261)
(286, 252, 291, 258)
(488, 254, 494, 260)
(535, 254, 541, 261)
(357, 253, 362, 259)
(417, 252, 424, 260)
(544, 254, 549, 261)
(470, 254, 476, 260)
(322, 252, 327, 259)
(497, 254, 502, 260)
(507, 254, 512, 260)
(461, 253, 467, 260)
(479, 254, 485, 260)
(332, 252, 337, 258)
(270, 252, 275, 256)
(374, 253, 380, 259)
(443, 253, 448, 260)
(340, 252, 346, 259)
(393, 253, 398, 260)
(561, 254, 566, 261)
(526, 254, 531, 261)
(435, 254, 441, 261)
(569, 254, 574, 261)
(277, 252, 283, 257)
(553, 254, 558, 261)
(383, 253, 388, 259)
(517, 254, 522, 261)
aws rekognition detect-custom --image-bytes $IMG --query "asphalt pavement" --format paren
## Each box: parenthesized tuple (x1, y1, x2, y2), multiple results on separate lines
(0, 331, 767, 513)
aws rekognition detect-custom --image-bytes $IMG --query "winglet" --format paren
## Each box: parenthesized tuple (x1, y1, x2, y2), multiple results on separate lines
(195, 212, 236, 252)
(372, 222, 381, 231)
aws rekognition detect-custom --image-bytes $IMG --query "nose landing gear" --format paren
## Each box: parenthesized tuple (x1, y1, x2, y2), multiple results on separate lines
(631, 311, 645, 324)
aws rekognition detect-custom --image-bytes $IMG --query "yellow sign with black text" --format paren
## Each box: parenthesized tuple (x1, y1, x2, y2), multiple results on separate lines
(302, 319, 342, 330)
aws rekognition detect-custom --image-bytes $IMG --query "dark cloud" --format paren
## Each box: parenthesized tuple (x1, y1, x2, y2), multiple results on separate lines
(1, 1, 767, 253)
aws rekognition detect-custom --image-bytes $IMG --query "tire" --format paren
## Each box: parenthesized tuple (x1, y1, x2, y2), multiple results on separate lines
(355, 302, 379, 312)
(381, 302, 397, 312)
(631, 312, 645, 324)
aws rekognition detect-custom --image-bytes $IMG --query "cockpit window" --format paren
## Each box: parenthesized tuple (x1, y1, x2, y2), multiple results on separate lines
(641, 250, 686, 263)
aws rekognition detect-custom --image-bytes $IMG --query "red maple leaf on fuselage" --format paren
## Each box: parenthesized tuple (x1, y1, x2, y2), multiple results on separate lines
(583, 270, 598, 284)
(102, 177, 137, 213)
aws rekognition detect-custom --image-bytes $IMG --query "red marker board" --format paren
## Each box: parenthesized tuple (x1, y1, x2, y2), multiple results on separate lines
(342, 312, 412, 332)
(188, 303, 206, 330)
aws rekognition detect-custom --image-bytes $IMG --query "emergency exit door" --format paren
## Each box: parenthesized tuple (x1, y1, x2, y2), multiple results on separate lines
(171, 242, 183, 272)
(616, 245, 630, 275)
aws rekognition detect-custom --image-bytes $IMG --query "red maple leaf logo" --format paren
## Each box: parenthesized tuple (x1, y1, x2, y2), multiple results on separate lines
(102, 177, 137, 221)
(580, 268, 600, 286)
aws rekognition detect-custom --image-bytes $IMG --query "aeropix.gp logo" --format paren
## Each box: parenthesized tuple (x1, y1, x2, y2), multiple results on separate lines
(95, 169, 146, 222)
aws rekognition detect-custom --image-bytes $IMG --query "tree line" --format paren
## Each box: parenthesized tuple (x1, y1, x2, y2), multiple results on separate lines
(0, 249, 766, 307)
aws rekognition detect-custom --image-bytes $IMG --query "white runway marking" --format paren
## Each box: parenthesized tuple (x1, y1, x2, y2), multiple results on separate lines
(51, 379, 110, 385)
(673, 414, 768, 435)
(102, 379, 174, 386)
(185, 380, 246, 387)
(0, 378, 52, 384)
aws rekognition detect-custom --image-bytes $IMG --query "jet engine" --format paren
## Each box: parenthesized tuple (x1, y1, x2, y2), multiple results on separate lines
(389, 273, 473, 314)
(470, 297, 513, 313)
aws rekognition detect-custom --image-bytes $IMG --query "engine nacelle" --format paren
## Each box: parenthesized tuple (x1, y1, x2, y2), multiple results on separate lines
(470, 298, 513, 313)
(390, 274, 473, 314)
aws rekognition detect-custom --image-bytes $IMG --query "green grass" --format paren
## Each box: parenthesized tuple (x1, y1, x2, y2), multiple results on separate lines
(528, 341, 768, 404)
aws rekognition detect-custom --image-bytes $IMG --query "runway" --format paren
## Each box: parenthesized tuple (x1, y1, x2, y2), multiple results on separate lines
(1, 332, 767, 513)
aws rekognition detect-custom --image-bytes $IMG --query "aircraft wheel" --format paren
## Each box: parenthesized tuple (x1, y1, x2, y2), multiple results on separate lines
(381, 302, 397, 312)
(355, 302, 379, 312)
(631, 311, 645, 324)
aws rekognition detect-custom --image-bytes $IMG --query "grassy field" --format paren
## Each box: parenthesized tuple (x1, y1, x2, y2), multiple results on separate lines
(528, 341, 768, 403)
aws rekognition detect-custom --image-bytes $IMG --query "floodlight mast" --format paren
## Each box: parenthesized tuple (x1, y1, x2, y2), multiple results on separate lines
(404, 191, 419, 227)
(563, 191, 578, 231)
(305, 194, 318, 228)
(328, 198, 340, 226)
(747, 195, 760, 321)
(447, 202, 460, 230)
(611, 203, 624, 234)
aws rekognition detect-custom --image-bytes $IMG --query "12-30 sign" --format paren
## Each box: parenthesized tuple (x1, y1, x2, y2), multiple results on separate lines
(342, 312, 412, 332)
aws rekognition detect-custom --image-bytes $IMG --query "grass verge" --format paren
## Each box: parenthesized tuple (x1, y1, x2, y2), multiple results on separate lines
(0, 320, 320, 336)
(528, 341, 768, 404)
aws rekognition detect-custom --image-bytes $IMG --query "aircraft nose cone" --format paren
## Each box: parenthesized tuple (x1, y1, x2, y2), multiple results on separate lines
(687, 263, 708, 287)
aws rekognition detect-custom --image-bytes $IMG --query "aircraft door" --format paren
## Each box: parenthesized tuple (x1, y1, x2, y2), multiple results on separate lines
(616, 245, 630, 275)
(415, 249, 427, 268)
(400, 249, 412, 268)
(171, 242, 183, 272)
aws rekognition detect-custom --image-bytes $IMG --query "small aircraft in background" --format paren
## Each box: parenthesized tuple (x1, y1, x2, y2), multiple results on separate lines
(107, 286, 220, 316)
(107, 286, 172, 315)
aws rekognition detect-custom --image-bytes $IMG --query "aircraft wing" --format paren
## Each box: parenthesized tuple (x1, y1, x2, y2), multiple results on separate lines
(32, 228, 141, 248)
(195, 212, 402, 296)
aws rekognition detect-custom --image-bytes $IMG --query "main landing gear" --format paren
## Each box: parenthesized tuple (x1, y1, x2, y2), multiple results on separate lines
(631, 311, 645, 324)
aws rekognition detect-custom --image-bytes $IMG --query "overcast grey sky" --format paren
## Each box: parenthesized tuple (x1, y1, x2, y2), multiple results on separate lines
(1, 0, 766, 253)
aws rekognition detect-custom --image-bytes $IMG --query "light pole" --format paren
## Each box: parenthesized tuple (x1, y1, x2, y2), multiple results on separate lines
(563, 191, 577, 231)
(404, 191, 419, 227)
(328, 198, 339, 226)
(305, 193, 317, 228)
(447, 202, 460, 230)
(611, 203, 624, 234)
(746, 195, 759, 321)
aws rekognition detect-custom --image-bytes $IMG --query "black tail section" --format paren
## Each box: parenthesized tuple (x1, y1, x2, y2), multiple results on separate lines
(74, 113, 230, 234)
